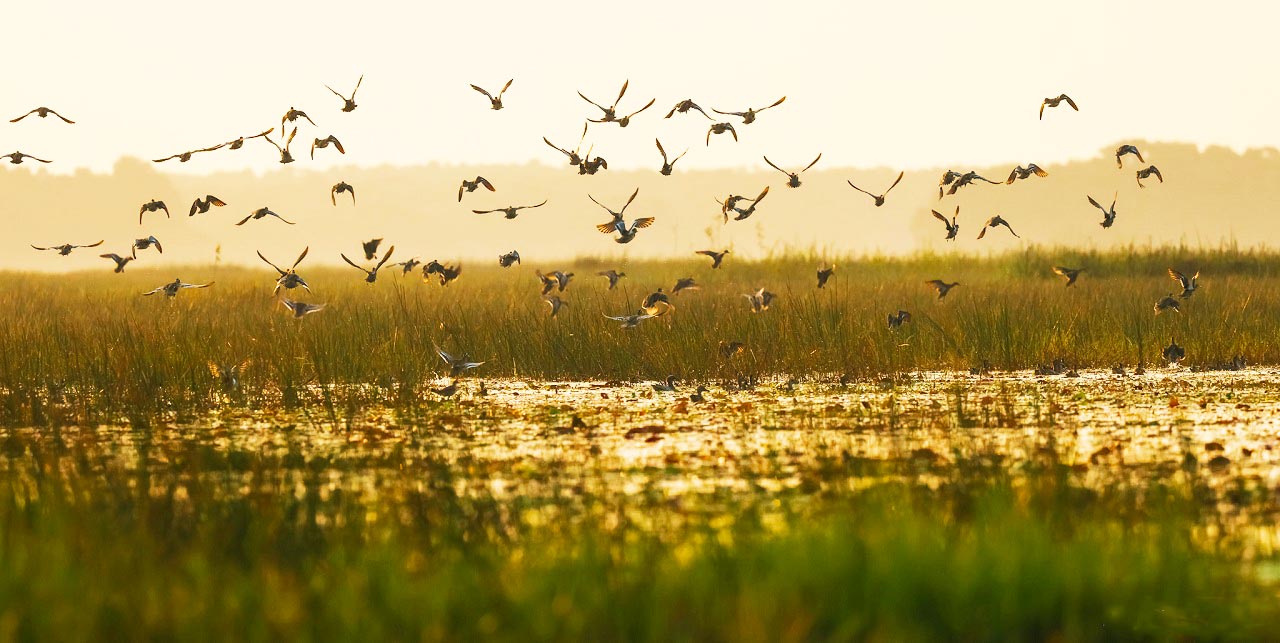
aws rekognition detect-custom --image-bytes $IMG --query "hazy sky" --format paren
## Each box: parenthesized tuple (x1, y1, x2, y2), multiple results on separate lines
(4, 0, 1275, 176)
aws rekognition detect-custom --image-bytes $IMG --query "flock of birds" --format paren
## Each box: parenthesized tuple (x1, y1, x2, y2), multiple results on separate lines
(13, 84, 1196, 393)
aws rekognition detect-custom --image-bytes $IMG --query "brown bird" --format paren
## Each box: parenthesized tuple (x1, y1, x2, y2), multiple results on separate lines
(706, 122, 738, 146)
(696, 249, 730, 268)
(931, 206, 960, 241)
(847, 171, 904, 206)
(1087, 193, 1118, 228)
(925, 280, 960, 300)
(655, 139, 687, 175)
(472, 200, 548, 220)
(1039, 94, 1078, 119)
(281, 107, 316, 132)
(543, 295, 568, 318)
(816, 264, 836, 288)
(31, 240, 103, 256)
(543, 124, 588, 166)
(341, 246, 395, 283)
(537, 269, 573, 294)
(1169, 268, 1199, 299)
(724, 186, 771, 222)
(281, 299, 326, 319)
(258, 246, 311, 295)
(332, 181, 356, 206)
(764, 154, 821, 188)
(591, 98, 655, 128)
(888, 310, 912, 329)
(224, 128, 273, 150)
(742, 288, 777, 313)
(498, 251, 521, 268)
(577, 148, 608, 175)
(665, 99, 711, 119)
(361, 238, 383, 261)
(471, 79, 513, 110)
(579, 79, 636, 123)
(1162, 338, 1185, 365)
(1052, 266, 1083, 287)
(132, 236, 163, 257)
(673, 277, 699, 295)
(713, 96, 785, 124)
(1136, 165, 1163, 188)
(263, 128, 297, 164)
(10, 107, 74, 124)
(945, 171, 1001, 197)
(424, 260, 463, 286)
(100, 253, 133, 273)
(597, 269, 626, 289)
(325, 74, 363, 112)
(139, 199, 169, 225)
(1154, 294, 1181, 314)
(311, 135, 345, 160)
(458, 176, 495, 202)
(153, 143, 224, 163)
(189, 195, 227, 217)
(977, 215, 1020, 240)
(2, 151, 51, 164)
(1006, 164, 1048, 184)
(236, 207, 295, 226)
(1115, 144, 1144, 168)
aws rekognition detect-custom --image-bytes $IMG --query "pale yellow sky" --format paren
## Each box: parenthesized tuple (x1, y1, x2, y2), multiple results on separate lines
(5, 0, 1276, 175)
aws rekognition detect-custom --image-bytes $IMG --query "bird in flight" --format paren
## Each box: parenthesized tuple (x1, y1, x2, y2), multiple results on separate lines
(713, 97, 785, 124)
(1039, 94, 1078, 120)
(281, 299, 326, 318)
(341, 246, 396, 283)
(722, 186, 771, 222)
(743, 288, 777, 313)
(237, 207, 295, 226)
(931, 207, 960, 241)
(132, 236, 163, 257)
(764, 154, 822, 188)
(325, 75, 363, 112)
(2, 151, 51, 164)
(143, 279, 213, 298)
(31, 240, 103, 256)
(263, 128, 298, 164)
(471, 79, 513, 110)
(189, 195, 227, 217)
(591, 99, 655, 128)
(258, 247, 311, 295)
(1052, 266, 1084, 287)
(944, 171, 1001, 197)
(224, 128, 274, 150)
(1168, 268, 1199, 298)
(604, 310, 657, 329)
(457, 176, 495, 202)
(311, 135, 345, 160)
(1162, 339, 1185, 365)
(1136, 165, 1164, 188)
(1115, 144, 1145, 168)
(543, 124, 588, 167)
(977, 215, 1020, 240)
(498, 250, 521, 268)
(436, 344, 485, 377)
(139, 199, 169, 225)
(1006, 164, 1049, 184)
(673, 277, 699, 295)
(579, 79, 645, 124)
(925, 280, 960, 300)
(655, 139, 687, 176)
(1154, 294, 1181, 314)
(281, 107, 316, 133)
(847, 171, 904, 207)
(332, 181, 356, 205)
(536, 270, 574, 295)
(100, 253, 133, 273)
(696, 249, 730, 269)
(361, 238, 383, 261)
(153, 144, 225, 163)
(706, 122, 738, 146)
(543, 295, 568, 318)
(816, 264, 836, 288)
(597, 269, 626, 289)
(425, 261, 462, 286)
(888, 310, 912, 330)
(577, 147, 608, 175)
(665, 99, 711, 119)
(10, 107, 74, 123)
(472, 200, 547, 220)
(591, 188, 654, 243)
(396, 258, 422, 275)
(1087, 193, 1118, 228)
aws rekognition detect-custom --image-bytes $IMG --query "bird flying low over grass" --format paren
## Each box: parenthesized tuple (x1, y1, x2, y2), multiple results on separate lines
(132, 236, 162, 258)
(888, 310, 912, 329)
(258, 247, 310, 295)
(721, 186, 770, 222)
(424, 260, 462, 286)
(1052, 266, 1084, 287)
(1169, 268, 1199, 298)
(435, 344, 485, 376)
(189, 195, 227, 216)
(341, 246, 395, 283)
(604, 310, 658, 329)
(743, 288, 777, 313)
(713, 96, 785, 124)
(100, 253, 133, 273)
(281, 299, 325, 318)
(931, 207, 960, 240)
(1154, 294, 1181, 314)
(1039, 93, 1078, 119)
(816, 265, 836, 288)
(498, 251, 521, 268)
(472, 200, 548, 219)
(926, 280, 960, 300)
(543, 295, 568, 318)
(143, 278, 213, 298)
(696, 250, 730, 268)
(764, 153, 821, 188)
(31, 240, 103, 256)
(977, 216, 1020, 240)
(536, 270, 574, 295)
(597, 270, 625, 289)
(1087, 193, 1118, 228)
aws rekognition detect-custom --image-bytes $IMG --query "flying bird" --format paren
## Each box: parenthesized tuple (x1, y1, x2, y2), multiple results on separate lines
(597, 270, 626, 289)
(31, 240, 103, 255)
(931, 207, 960, 240)
(237, 207, 295, 226)
(977, 215, 1020, 240)
(143, 278, 213, 298)
(2, 151, 51, 164)
(325, 74, 364, 112)
(673, 277, 699, 295)
(132, 236, 163, 257)
(139, 199, 169, 225)
(696, 249, 730, 269)
(472, 200, 547, 219)
(224, 128, 273, 150)
(471, 79, 513, 110)
(713, 97, 785, 124)
(361, 238, 383, 260)
(311, 135, 345, 160)
(436, 344, 485, 377)
(341, 246, 396, 283)
(1006, 164, 1048, 184)
(925, 280, 960, 300)
(1052, 266, 1084, 287)
(945, 171, 1001, 197)
(543, 295, 568, 318)
(100, 253, 133, 273)
(1115, 144, 1145, 168)
(263, 128, 298, 164)
(577, 149, 608, 175)
(154, 144, 224, 163)
(723, 186, 771, 222)
(1154, 294, 1181, 314)
(10, 107, 74, 123)
(579, 79, 637, 123)
(706, 122, 738, 145)
(743, 288, 777, 313)
(847, 171, 904, 207)
(189, 195, 227, 216)
(655, 139, 687, 175)
(457, 176, 495, 202)
(543, 124, 588, 166)
(665, 99, 711, 119)
(424, 261, 463, 286)
(1136, 165, 1164, 188)
(258, 247, 311, 295)
(332, 181, 356, 205)
(1039, 94, 1078, 119)
(604, 310, 657, 329)
(1087, 193, 1118, 228)
(1169, 268, 1199, 298)
(816, 264, 836, 288)
(281, 299, 326, 318)
(396, 258, 422, 275)
(888, 310, 912, 329)
(536, 270, 574, 294)
(764, 154, 821, 188)
(498, 250, 521, 268)
(1162, 339, 1186, 365)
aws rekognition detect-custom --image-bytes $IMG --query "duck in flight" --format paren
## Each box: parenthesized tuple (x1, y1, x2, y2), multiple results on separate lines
(1154, 294, 1181, 314)
(743, 288, 777, 313)
(713, 96, 785, 124)
(578, 148, 608, 175)
(225, 128, 273, 150)
(436, 344, 485, 377)
(154, 144, 224, 163)
(325, 74, 363, 112)
(925, 280, 960, 300)
(1087, 193, 1118, 228)
(396, 258, 422, 275)
(591, 99, 655, 128)
(31, 240, 103, 255)
(665, 99, 711, 119)
(10, 107, 74, 123)
(100, 253, 133, 273)
(498, 250, 521, 268)
(1162, 338, 1185, 365)
(341, 246, 396, 283)
(764, 154, 821, 188)
(360, 238, 383, 261)
(696, 249, 729, 269)
(543, 295, 568, 318)
(458, 176, 495, 202)
(311, 135, 345, 160)
(1115, 144, 1144, 168)
(1136, 165, 1164, 188)
(931, 206, 960, 240)
(425, 260, 463, 286)
(816, 264, 836, 288)
(237, 207, 295, 226)
(604, 310, 657, 329)
(888, 310, 912, 329)
(258, 246, 311, 295)
(655, 139, 687, 175)
(1169, 268, 1198, 298)
(945, 171, 1001, 197)
(597, 269, 626, 289)
(2, 151, 51, 164)
(591, 188, 654, 244)
(977, 215, 1020, 239)
(263, 128, 298, 164)
(139, 199, 169, 225)
(1039, 94, 1078, 119)
(332, 181, 356, 205)
(536, 270, 574, 295)
(1052, 266, 1084, 287)
(1006, 164, 1048, 184)
(722, 186, 771, 222)
(673, 277, 699, 295)
(471, 79, 513, 110)
(281, 299, 326, 318)
(847, 171, 904, 206)
(281, 107, 316, 132)
(706, 122, 737, 145)
(143, 278, 213, 298)
(189, 195, 226, 216)
(132, 236, 163, 257)
(472, 200, 547, 219)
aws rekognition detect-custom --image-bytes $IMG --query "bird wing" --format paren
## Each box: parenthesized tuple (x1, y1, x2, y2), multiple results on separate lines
(340, 253, 366, 272)
(977, 226, 988, 240)
(543, 137, 571, 157)
(472, 208, 498, 214)
(655, 138, 667, 162)
(596, 221, 621, 234)
(931, 210, 949, 225)
(577, 91, 608, 112)
(712, 108, 746, 117)
(478, 176, 494, 191)
(325, 84, 346, 99)
(612, 79, 629, 108)
(631, 217, 655, 229)
(753, 185, 771, 203)
(153, 154, 181, 162)
(1087, 195, 1104, 211)
(182, 282, 213, 290)
(142, 286, 164, 296)
(83, 240, 104, 249)
(624, 98, 655, 119)
(457, 184, 465, 202)
(620, 188, 639, 215)
(801, 153, 822, 172)
(884, 171, 904, 194)
(1052, 266, 1069, 277)
(762, 156, 788, 175)
(30, 244, 50, 251)
(498, 78, 513, 97)
(522, 200, 548, 210)
(471, 84, 494, 100)
(847, 181, 874, 198)
(1168, 268, 1188, 288)
(760, 96, 786, 111)
(351, 75, 364, 98)
(256, 251, 285, 275)
(9, 109, 37, 122)
(374, 246, 396, 271)
(1063, 95, 1078, 110)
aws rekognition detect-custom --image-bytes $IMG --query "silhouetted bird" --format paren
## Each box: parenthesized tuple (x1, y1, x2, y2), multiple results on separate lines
(471, 79, 513, 110)
(139, 199, 169, 225)
(100, 253, 133, 273)
(713, 97, 785, 124)
(258, 247, 311, 295)
(189, 194, 226, 216)
(1154, 294, 1181, 314)
(1006, 164, 1048, 184)
(498, 250, 521, 268)
(655, 139, 687, 175)
(263, 128, 298, 164)
(926, 280, 960, 300)
(325, 74, 363, 112)
(10, 107, 74, 123)
(580, 80, 650, 125)
(888, 310, 911, 329)
(977, 216, 1020, 239)
(1039, 94, 1078, 119)
(1052, 266, 1083, 287)
(236, 207, 294, 226)
(31, 240, 102, 256)
(143, 278, 213, 298)
(361, 238, 383, 260)
(2, 151, 51, 164)
(311, 135, 345, 160)
(154, 144, 224, 163)
(764, 153, 821, 188)
(816, 264, 836, 288)
(543, 124, 587, 166)
(543, 295, 567, 317)
(696, 249, 729, 268)
(472, 200, 547, 219)
(847, 171, 904, 206)
(931, 207, 960, 240)
(743, 288, 777, 313)
(224, 128, 273, 150)
(281, 299, 325, 318)
(457, 176, 495, 202)
(946, 171, 1001, 196)
(341, 246, 395, 283)
(665, 99, 711, 119)
(1087, 193, 1117, 228)
(1162, 338, 1185, 365)
(1115, 144, 1144, 168)
(332, 181, 356, 205)
(132, 236, 163, 257)
(604, 310, 657, 329)
(724, 186, 771, 222)
(281, 107, 316, 132)
(597, 270, 626, 289)
(1136, 165, 1163, 188)
(706, 122, 738, 145)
